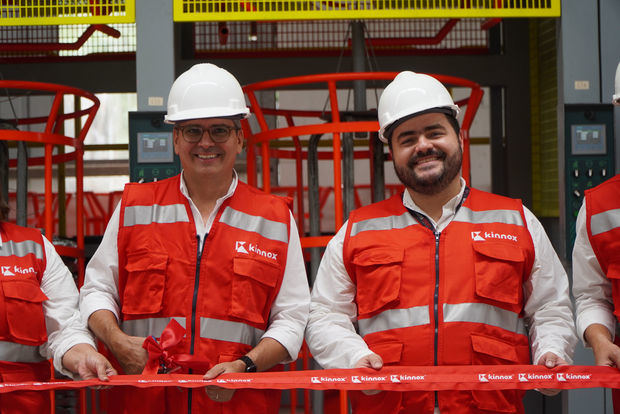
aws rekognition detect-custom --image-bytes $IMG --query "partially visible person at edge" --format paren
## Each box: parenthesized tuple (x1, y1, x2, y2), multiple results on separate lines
(572, 61, 620, 414)
(0, 189, 116, 414)
(305, 71, 577, 414)
(79, 63, 310, 413)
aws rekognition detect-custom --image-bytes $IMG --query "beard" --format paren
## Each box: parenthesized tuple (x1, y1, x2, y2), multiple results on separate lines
(393, 146, 462, 195)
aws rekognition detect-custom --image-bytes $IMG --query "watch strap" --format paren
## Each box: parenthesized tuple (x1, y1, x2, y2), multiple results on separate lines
(239, 355, 257, 372)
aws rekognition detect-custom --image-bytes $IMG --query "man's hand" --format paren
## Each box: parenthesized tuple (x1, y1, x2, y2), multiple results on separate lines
(585, 324, 620, 368)
(88, 310, 148, 375)
(203, 360, 246, 402)
(354, 353, 383, 395)
(591, 338, 620, 367)
(536, 352, 568, 396)
(61, 343, 117, 381)
(111, 334, 149, 374)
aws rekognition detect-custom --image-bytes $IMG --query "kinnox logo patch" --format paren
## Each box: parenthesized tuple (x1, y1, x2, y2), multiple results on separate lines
(235, 241, 248, 254)
(390, 375, 400, 383)
(518, 373, 528, 382)
(311, 377, 321, 384)
(478, 374, 488, 382)
(1, 266, 15, 276)
(471, 231, 486, 241)
(471, 231, 518, 242)
(351, 376, 361, 383)
(556, 373, 566, 382)
(235, 241, 278, 261)
(1, 265, 35, 276)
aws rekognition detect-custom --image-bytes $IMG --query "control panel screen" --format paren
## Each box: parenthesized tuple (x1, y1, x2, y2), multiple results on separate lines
(571, 124, 607, 155)
(137, 132, 174, 163)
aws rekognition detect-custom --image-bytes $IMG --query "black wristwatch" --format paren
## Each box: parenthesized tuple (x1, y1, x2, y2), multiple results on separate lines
(239, 355, 257, 372)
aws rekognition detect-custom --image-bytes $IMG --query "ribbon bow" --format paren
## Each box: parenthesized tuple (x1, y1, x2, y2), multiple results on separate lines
(141, 319, 188, 375)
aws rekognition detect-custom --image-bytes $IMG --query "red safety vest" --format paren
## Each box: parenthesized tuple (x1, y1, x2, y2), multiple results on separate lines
(0, 222, 51, 414)
(586, 174, 620, 320)
(343, 188, 535, 414)
(110, 175, 290, 414)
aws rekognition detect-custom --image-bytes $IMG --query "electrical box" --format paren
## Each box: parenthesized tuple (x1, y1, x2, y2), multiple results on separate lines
(564, 104, 615, 256)
(128, 111, 180, 183)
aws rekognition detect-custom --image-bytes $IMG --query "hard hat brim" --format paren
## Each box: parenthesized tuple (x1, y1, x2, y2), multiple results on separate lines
(164, 107, 250, 124)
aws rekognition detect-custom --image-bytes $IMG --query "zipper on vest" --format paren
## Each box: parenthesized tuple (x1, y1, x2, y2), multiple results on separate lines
(433, 230, 440, 409)
(188, 234, 207, 413)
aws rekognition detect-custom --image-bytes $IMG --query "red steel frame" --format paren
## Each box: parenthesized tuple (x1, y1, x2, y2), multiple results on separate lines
(243, 72, 483, 414)
(0, 80, 99, 414)
(243, 72, 483, 239)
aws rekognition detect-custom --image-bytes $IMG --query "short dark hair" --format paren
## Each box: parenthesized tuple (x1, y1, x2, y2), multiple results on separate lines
(387, 112, 460, 150)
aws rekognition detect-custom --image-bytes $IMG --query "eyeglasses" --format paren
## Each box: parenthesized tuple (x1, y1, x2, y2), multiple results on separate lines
(176, 124, 239, 143)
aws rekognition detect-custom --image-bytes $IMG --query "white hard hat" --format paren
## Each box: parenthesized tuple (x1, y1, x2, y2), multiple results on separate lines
(378, 71, 460, 142)
(613, 62, 620, 106)
(165, 63, 250, 123)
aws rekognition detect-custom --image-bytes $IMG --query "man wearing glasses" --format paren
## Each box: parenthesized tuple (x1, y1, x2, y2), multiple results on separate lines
(79, 63, 310, 413)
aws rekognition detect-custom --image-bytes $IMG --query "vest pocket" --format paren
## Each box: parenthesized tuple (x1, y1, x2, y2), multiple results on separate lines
(470, 334, 523, 413)
(368, 341, 403, 365)
(230, 256, 280, 325)
(352, 247, 404, 316)
(472, 242, 524, 305)
(122, 252, 167, 315)
(2, 279, 48, 344)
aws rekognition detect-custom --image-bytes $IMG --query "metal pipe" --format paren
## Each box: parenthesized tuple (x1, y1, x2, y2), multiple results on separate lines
(16, 141, 28, 227)
(307, 133, 323, 284)
(352, 21, 367, 112)
(370, 131, 385, 203)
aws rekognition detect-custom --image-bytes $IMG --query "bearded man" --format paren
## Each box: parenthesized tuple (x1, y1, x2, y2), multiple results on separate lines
(304, 71, 576, 414)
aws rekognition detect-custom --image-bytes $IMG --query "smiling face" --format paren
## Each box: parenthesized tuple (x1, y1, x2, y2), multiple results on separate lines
(173, 117, 243, 183)
(390, 112, 463, 196)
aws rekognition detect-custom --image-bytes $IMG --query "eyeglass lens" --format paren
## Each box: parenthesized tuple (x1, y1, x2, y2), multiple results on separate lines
(180, 125, 236, 143)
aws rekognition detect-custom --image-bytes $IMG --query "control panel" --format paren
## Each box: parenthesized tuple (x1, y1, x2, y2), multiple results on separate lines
(128, 111, 181, 183)
(564, 104, 615, 256)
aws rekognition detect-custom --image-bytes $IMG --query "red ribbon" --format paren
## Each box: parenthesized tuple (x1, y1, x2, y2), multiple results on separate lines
(141, 319, 205, 374)
(2, 365, 620, 393)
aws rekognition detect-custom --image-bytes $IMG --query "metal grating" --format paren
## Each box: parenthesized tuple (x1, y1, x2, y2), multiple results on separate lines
(0, 23, 136, 60)
(0, 0, 135, 26)
(174, 0, 560, 21)
(530, 18, 558, 217)
(194, 19, 490, 58)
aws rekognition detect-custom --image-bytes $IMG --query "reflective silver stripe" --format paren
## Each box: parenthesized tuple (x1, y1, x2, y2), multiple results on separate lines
(454, 206, 524, 227)
(220, 207, 288, 243)
(358, 306, 430, 337)
(0, 341, 45, 363)
(121, 317, 186, 338)
(0, 240, 43, 260)
(350, 213, 418, 237)
(123, 204, 189, 227)
(200, 317, 264, 347)
(591, 208, 620, 236)
(443, 303, 527, 336)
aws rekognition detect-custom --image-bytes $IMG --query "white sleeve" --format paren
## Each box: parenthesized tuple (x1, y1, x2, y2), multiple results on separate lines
(39, 237, 95, 378)
(78, 202, 121, 322)
(261, 211, 310, 363)
(521, 206, 577, 364)
(305, 222, 374, 369)
(572, 200, 615, 344)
